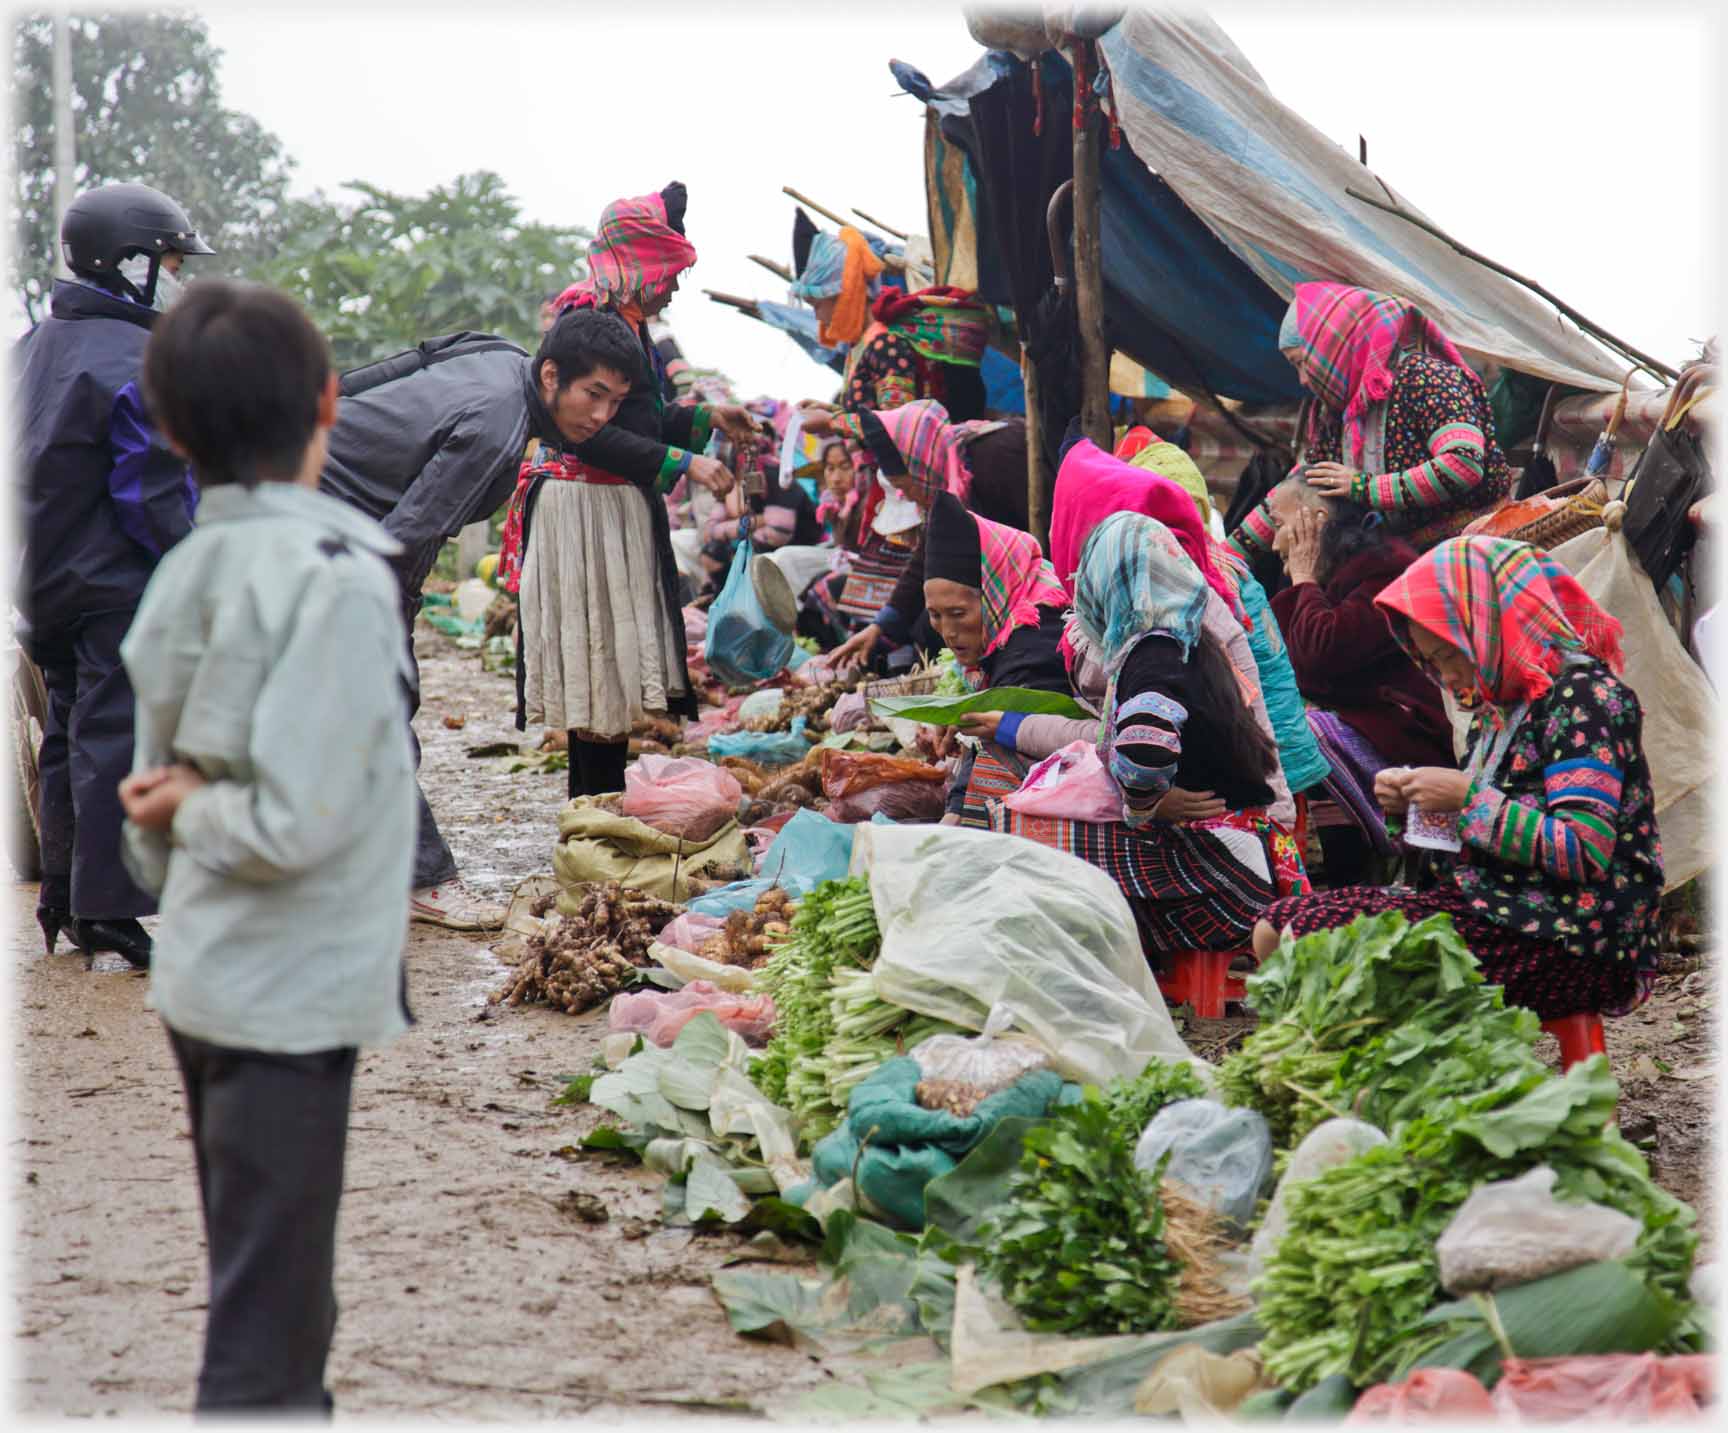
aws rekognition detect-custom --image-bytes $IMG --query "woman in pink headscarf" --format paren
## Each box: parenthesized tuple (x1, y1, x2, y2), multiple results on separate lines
(504, 183, 763, 799)
(999, 438, 1295, 829)
(1231, 281, 1511, 560)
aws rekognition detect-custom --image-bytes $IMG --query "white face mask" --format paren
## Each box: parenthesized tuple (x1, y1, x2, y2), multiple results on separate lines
(117, 255, 183, 311)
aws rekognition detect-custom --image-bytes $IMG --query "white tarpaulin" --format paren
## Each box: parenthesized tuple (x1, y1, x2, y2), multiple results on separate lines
(1098, 12, 1640, 395)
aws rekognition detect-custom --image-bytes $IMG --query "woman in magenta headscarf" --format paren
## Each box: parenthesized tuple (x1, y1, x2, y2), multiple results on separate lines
(998, 439, 1295, 829)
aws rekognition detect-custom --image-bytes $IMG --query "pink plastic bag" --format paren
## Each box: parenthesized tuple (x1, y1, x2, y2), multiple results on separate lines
(655, 912, 727, 954)
(620, 755, 744, 841)
(1491, 1354, 1713, 1420)
(607, 980, 777, 1047)
(683, 605, 709, 644)
(1349, 1368, 1494, 1422)
(1001, 741, 1122, 824)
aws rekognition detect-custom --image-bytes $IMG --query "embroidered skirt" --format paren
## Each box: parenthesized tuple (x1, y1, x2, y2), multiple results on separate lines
(1260, 884, 1642, 1020)
(519, 480, 687, 739)
(964, 745, 1306, 955)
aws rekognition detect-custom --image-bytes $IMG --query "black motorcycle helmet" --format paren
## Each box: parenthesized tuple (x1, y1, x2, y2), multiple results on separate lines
(60, 182, 216, 307)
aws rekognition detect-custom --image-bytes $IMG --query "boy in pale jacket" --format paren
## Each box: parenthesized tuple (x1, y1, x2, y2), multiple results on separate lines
(116, 280, 415, 1414)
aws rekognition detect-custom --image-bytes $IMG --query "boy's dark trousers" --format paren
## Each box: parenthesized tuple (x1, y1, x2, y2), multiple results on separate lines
(167, 1029, 358, 1415)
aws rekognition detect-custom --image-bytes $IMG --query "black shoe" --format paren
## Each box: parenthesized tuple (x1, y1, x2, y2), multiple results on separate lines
(37, 906, 70, 954)
(70, 917, 152, 970)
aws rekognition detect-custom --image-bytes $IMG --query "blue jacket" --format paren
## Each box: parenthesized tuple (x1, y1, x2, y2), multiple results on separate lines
(13, 279, 195, 630)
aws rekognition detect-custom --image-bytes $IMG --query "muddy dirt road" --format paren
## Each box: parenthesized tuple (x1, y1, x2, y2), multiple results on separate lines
(10, 628, 1716, 1417)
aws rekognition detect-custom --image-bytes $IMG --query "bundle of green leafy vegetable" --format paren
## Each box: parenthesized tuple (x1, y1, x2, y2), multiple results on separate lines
(1101, 1057, 1209, 1143)
(978, 1095, 1183, 1336)
(752, 875, 960, 1144)
(1220, 912, 1544, 1149)
(1254, 1056, 1698, 1393)
(933, 649, 968, 698)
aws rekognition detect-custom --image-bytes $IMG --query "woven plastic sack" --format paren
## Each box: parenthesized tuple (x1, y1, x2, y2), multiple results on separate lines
(608, 980, 776, 1047)
(619, 755, 744, 842)
(909, 1005, 1051, 1094)
(552, 797, 748, 905)
(704, 537, 794, 686)
(819, 747, 946, 798)
(1435, 1165, 1641, 1294)
(856, 823, 1206, 1086)
(1491, 1354, 1712, 1420)
(1001, 739, 1122, 823)
(1348, 1368, 1494, 1422)
(1132, 1099, 1273, 1231)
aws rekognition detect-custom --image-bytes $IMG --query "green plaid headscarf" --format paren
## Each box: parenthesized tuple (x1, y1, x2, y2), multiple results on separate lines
(1073, 512, 1209, 671)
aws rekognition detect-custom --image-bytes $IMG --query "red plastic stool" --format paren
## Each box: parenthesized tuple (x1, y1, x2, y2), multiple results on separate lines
(1541, 1012, 1607, 1071)
(1157, 949, 1248, 1020)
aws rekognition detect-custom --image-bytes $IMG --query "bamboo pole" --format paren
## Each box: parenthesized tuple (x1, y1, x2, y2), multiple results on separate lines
(851, 207, 909, 240)
(1022, 347, 1049, 551)
(748, 253, 792, 282)
(703, 289, 761, 314)
(1069, 43, 1112, 448)
(782, 186, 860, 234)
(1344, 186, 1679, 383)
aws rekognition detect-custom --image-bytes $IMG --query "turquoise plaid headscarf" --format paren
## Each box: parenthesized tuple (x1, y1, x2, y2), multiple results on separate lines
(1073, 512, 1209, 671)
(789, 232, 845, 302)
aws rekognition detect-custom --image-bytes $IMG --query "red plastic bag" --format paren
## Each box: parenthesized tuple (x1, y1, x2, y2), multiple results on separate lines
(826, 779, 948, 824)
(620, 755, 743, 841)
(607, 979, 777, 1047)
(1349, 1368, 1494, 1421)
(1492, 1354, 1713, 1420)
(819, 747, 945, 799)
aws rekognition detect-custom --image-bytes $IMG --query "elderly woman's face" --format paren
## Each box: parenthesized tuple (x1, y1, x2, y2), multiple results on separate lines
(924, 578, 985, 667)
(1408, 622, 1478, 701)
(1281, 346, 1313, 393)
(642, 273, 682, 317)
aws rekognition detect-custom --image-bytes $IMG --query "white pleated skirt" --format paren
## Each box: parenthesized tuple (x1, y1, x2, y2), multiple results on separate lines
(519, 480, 687, 739)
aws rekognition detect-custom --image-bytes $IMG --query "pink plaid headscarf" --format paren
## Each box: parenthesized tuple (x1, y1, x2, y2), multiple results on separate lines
(975, 512, 1068, 659)
(587, 191, 697, 307)
(1290, 282, 1480, 467)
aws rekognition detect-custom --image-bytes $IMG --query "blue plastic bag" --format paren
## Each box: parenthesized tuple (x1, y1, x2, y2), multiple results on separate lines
(756, 809, 855, 895)
(704, 537, 794, 686)
(707, 716, 810, 766)
(686, 880, 775, 917)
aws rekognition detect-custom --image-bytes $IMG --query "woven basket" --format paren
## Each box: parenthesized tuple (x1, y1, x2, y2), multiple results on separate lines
(1503, 478, 1609, 551)
(860, 673, 940, 702)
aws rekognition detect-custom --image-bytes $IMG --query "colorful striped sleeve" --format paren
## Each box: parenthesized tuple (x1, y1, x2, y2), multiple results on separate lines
(1354, 418, 1487, 510)
(1109, 690, 1186, 826)
(1229, 499, 1277, 558)
(1459, 751, 1624, 884)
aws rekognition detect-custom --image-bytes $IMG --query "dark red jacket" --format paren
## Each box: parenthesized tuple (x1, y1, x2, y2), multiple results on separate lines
(1270, 542, 1454, 768)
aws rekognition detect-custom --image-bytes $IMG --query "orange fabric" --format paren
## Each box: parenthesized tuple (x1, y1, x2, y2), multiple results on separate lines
(818, 227, 885, 348)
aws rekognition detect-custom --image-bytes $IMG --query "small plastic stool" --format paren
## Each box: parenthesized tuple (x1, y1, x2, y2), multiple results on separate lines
(1541, 1012, 1607, 1071)
(1157, 949, 1248, 1020)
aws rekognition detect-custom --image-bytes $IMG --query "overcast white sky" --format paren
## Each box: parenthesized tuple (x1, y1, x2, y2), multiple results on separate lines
(34, 2, 1728, 400)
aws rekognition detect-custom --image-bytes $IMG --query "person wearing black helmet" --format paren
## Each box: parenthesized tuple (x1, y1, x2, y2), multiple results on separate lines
(14, 181, 215, 968)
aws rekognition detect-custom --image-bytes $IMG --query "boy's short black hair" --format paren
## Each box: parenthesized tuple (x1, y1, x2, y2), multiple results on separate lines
(141, 278, 331, 489)
(535, 307, 645, 395)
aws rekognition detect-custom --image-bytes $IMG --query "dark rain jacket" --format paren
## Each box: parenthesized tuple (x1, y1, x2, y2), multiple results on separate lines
(14, 279, 195, 631)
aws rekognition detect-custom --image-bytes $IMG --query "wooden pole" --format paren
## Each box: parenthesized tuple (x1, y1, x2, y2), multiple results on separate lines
(748, 253, 792, 282)
(703, 289, 761, 314)
(1344, 185, 1679, 382)
(1069, 42, 1112, 448)
(52, 16, 75, 278)
(851, 207, 909, 240)
(1022, 346, 1047, 551)
(782, 186, 863, 235)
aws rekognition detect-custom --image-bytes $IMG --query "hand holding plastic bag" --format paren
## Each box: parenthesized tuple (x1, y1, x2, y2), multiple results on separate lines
(856, 823, 1206, 1086)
